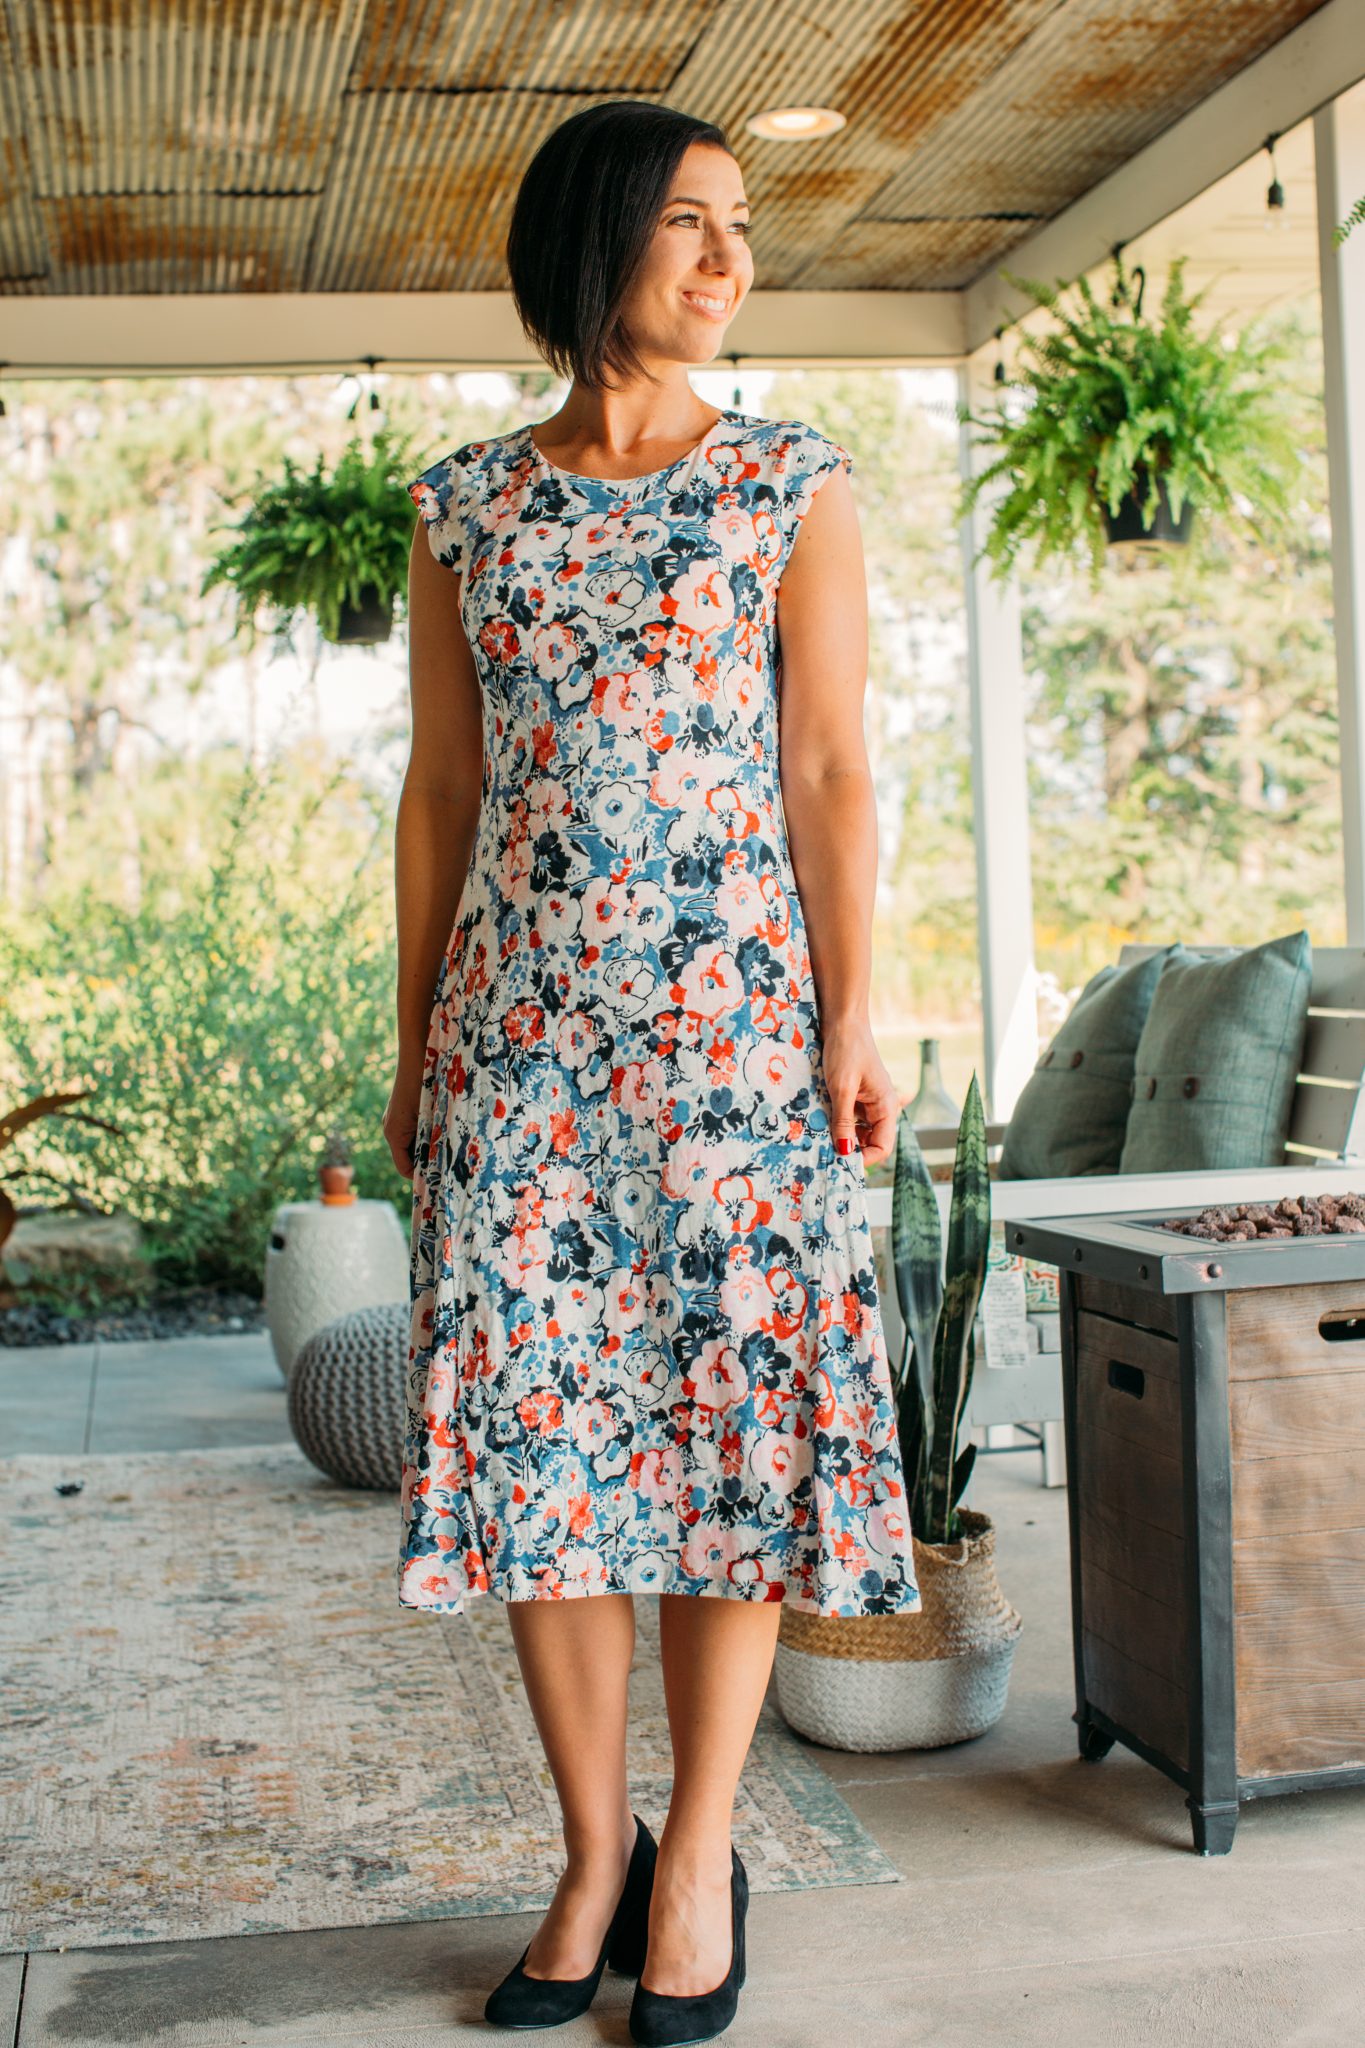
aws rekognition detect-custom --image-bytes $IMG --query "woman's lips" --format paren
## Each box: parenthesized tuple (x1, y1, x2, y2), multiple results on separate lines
(681, 290, 732, 322)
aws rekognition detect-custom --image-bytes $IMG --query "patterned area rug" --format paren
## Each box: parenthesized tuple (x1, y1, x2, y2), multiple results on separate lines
(0, 1444, 899, 1954)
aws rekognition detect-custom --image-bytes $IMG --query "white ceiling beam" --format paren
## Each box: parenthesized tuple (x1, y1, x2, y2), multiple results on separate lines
(10, 6, 1361, 378)
(1, 288, 965, 377)
(963, 0, 1365, 354)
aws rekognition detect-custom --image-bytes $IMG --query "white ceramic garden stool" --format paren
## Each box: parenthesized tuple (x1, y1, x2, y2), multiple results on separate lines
(264, 1198, 408, 1379)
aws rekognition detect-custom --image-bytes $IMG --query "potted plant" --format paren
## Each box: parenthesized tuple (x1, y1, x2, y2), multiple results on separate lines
(202, 426, 420, 647)
(958, 253, 1300, 582)
(319, 1121, 355, 1205)
(774, 1077, 1023, 1751)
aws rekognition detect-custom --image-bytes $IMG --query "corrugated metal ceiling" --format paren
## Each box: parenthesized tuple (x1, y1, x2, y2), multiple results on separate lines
(0, 0, 1330, 299)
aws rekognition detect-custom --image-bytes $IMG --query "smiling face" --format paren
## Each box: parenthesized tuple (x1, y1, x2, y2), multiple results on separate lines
(616, 142, 754, 371)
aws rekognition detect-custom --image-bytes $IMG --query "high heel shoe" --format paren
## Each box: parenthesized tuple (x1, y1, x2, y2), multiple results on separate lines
(628, 1845, 747, 2047)
(484, 1812, 658, 2029)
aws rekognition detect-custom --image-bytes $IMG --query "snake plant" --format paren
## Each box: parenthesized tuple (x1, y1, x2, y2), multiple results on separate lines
(890, 1073, 991, 1546)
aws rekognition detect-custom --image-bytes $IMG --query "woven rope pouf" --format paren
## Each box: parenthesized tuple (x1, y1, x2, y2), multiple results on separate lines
(287, 1302, 408, 1490)
(774, 1507, 1023, 1752)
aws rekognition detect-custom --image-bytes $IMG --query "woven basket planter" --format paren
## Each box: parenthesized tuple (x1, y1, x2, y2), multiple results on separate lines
(774, 1506, 1023, 1752)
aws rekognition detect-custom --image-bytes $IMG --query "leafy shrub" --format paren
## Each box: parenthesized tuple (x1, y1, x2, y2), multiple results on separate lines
(0, 758, 404, 1296)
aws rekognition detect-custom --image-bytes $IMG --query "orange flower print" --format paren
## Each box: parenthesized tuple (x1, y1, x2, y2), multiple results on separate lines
(517, 1391, 564, 1435)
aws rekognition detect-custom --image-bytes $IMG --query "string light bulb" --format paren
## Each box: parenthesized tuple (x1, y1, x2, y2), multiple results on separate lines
(346, 355, 385, 423)
(1264, 134, 1289, 231)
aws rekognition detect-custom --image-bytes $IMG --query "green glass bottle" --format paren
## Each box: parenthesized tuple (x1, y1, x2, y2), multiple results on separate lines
(906, 1037, 960, 1128)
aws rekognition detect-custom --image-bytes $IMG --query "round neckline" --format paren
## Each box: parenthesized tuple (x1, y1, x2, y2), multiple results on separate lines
(526, 410, 737, 491)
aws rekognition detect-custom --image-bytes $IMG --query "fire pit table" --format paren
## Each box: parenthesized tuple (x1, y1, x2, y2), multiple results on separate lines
(1009, 1197, 1365, 1855)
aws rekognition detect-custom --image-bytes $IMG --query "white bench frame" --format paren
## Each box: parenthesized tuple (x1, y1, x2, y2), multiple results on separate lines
(864, 944, 1365, 1485)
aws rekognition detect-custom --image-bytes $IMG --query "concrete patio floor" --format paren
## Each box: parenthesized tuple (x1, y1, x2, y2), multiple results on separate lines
(2, 1333, 1362, 2047)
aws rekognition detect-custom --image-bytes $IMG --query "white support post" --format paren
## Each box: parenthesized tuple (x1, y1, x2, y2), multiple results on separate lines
(957, 353, 1039, 1120)
(1316, 86, 1365, 945)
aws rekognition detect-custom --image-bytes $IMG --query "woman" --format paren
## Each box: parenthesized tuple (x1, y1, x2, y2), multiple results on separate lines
(386, 99, 920, 2045)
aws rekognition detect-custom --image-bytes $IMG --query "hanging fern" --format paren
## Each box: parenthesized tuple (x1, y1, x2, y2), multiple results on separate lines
(958, 253, 1302, 583)
(201, 425, 422, 648)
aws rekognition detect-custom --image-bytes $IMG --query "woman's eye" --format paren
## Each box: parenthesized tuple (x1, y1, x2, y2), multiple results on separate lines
(669, 212, 751, 234)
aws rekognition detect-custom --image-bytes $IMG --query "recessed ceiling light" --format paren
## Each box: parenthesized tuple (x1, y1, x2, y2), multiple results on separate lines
(745, 105, 847, 142)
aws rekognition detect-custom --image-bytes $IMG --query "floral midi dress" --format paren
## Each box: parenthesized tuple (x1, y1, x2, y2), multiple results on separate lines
(400, 410, 921, 1620)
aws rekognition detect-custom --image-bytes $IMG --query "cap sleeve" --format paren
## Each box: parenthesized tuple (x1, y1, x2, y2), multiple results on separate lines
(782, 426, 854, 558)
(407, 454, 466, 574)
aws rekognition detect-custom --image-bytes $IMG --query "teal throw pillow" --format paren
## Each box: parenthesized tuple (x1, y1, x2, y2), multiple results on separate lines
(998, 947, 1175, 1179)
(1118, 931, 1312, 1173)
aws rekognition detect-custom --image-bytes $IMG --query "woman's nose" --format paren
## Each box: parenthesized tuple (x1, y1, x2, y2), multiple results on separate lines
(701, 245, 743, 278)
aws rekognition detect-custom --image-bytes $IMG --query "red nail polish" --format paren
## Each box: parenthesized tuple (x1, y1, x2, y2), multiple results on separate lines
(836, 1137, 853, 1155)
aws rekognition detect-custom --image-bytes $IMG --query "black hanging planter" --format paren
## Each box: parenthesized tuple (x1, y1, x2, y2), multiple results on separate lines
(332, 587, 394, 645)
(1103, 464, 1195, 547)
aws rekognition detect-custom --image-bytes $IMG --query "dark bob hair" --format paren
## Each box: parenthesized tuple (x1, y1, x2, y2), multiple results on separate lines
(506, 99, 732, 393)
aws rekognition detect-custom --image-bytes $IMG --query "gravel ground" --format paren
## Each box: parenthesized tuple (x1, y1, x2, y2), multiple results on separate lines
(0, 1286, 268, 1348)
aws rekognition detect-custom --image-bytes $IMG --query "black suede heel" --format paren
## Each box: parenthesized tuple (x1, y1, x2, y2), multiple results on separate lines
(484, 1812, 658, 2029)
(628, 1845, 748, 2047)
(607, 1814, 658, 1976)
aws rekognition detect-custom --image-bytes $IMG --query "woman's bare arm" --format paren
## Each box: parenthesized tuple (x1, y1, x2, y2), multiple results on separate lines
(386, 522, 484, 1173)
(775, 468, 898, 1167)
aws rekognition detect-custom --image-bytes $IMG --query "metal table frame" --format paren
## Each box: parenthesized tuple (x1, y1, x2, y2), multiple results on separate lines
(1012, 1208, 1365, 1856)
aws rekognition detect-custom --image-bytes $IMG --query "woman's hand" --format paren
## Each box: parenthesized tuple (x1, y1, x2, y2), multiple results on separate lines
(383, 1060, 426, 1181)
(821, 1017, 899, 1168)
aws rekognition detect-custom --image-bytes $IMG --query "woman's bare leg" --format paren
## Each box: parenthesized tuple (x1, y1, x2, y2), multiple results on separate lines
(504, 1592, 640, 1978)
(643, 1594, 782, 1995)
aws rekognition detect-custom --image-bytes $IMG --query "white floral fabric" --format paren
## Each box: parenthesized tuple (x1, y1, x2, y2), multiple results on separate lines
(400, 412, 921, 1619)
